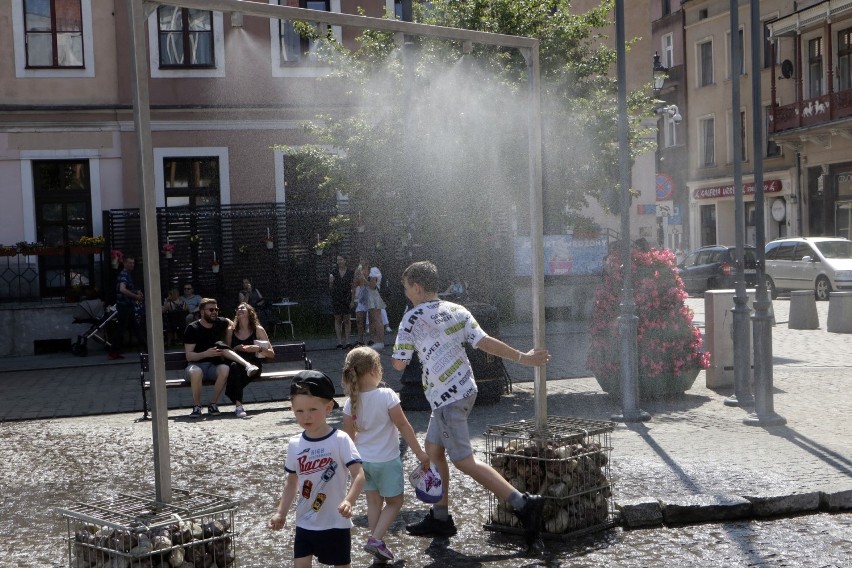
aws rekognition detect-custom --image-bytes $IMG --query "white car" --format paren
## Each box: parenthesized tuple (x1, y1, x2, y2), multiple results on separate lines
(764, 237, 852, 300)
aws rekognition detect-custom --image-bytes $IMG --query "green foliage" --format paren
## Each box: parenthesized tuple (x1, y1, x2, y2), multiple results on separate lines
(284, 0, 658, 255)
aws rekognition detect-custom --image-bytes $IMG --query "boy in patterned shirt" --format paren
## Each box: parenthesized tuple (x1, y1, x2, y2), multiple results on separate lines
(269, 371, 365, 567)
(392, 260, 551, 549)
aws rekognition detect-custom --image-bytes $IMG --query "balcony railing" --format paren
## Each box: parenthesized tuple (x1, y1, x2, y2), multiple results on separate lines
(772, 87, 852, 132)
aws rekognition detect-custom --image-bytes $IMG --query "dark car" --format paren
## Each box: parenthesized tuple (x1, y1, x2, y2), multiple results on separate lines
(677, 245, 757, 295)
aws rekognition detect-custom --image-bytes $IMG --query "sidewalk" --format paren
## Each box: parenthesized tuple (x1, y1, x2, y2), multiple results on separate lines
(1, 297, 850, 527)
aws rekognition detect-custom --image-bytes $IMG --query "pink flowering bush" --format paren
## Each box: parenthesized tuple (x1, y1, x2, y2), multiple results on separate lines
(587, 247, 710, 396)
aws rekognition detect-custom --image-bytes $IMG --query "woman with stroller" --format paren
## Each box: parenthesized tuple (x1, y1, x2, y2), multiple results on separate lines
(225, 302, 275, 418)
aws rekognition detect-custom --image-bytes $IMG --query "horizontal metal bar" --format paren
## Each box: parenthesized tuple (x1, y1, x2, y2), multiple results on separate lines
(142, 0, 538, 49)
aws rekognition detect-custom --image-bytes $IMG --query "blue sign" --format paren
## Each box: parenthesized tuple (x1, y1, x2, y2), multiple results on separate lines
(514, 236, 607, 277)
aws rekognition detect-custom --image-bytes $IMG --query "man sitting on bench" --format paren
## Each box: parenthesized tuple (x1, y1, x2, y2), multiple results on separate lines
(184, 298, 259, 418)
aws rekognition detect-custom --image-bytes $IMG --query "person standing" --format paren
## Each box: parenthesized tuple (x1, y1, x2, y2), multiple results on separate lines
(184, 298, 259, 418)
(225, 302, 275, 418)
(329, 255, 354, 349)
(341, 346, 429, 564)
(352, 262, 369, 346)
(269, 371, 365, 568)
(392, 260, 551, 549)
(162, 286, 187, 347)
(365, 261, 387, 350)
(109, 256, 146, 359)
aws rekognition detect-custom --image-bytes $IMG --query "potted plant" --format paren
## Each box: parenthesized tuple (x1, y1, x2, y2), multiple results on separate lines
(586, 246, 710, 399)
(162, 241, 176, 259)
(0, 244, 17, 257)
(110, 249, 124, 269)
(264, 228, 274, 249)
(71, 235, 105, 254)
(211, 254, 220, 273)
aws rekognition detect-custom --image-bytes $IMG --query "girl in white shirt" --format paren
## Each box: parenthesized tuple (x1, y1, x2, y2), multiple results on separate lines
(342, 347, 428, 564)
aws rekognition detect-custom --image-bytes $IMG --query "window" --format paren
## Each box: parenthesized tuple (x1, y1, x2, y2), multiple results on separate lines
(700, 204, 716, 246)
(163, 157, 221, 208)
(738, 110, 747, 162)
(727, 28, 745, 78)
(661, 0, 671, 17)
(32, 160, 95, 296)
(279, 0, 331, 65)
(23, 0, 83, 68)
(839, 28, 852, 91)
(698, 39, 714, 86)
(808, 37, 823, 97)
(664, 113, 677, 148)
(13, 0, 94, 77)
(662, 33, 674, 69)
(157, 6, 214, 68)
(700, 117, 715, 167)
(763, 20, 779, 69)
(765, 106, 781, 157)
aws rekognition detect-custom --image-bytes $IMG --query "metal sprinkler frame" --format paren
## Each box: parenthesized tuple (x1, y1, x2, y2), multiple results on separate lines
(126, 0, 546, 502)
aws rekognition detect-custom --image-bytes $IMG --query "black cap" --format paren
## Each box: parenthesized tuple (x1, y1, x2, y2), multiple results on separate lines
(290, 370, 339, 408)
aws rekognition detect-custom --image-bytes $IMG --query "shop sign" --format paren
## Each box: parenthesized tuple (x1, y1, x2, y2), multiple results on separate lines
(692, 179, 782, 200)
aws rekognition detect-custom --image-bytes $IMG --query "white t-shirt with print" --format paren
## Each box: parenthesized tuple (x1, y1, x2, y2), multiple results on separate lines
(343, 387, 402, 463)
(393, 299, 487, 409)
(283, 428, 362, 531)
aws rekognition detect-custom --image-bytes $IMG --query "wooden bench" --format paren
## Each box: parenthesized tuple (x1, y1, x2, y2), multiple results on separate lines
(139, 342, 312, 419)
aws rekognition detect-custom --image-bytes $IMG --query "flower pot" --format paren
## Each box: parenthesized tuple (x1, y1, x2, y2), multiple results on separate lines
(0, 248, 17, 257)
(265, 240, 274, 250)
(33, 247, 64, 255)
(165, 251, 173, 259)
(111, 259, 119, 269)
(594, 367, 700, 399)
(211, 264, 220, 273)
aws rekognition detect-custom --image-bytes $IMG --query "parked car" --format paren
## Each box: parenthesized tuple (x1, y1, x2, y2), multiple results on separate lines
(677, 245, 757, 295)
(764, 237, 852, 300)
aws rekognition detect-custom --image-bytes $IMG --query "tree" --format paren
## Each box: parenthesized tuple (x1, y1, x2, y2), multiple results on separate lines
(282, 0, 655, 287)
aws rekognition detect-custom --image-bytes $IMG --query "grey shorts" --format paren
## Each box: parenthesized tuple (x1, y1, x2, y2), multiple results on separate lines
(425, 393, 478, 462)
(186, 361, 227, 383)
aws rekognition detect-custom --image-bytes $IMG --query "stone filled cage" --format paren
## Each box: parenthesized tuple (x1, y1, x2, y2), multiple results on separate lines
(58, 488, 238, 567)
(484, 416, 616, 539)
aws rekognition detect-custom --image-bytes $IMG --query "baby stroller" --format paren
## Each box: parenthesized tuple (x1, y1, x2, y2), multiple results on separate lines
(71, 299, 118, 356)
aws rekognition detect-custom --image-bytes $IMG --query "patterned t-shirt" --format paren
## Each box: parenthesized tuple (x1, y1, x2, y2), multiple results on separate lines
(393, 300, 487, 409)
(283, 428, 362, 531)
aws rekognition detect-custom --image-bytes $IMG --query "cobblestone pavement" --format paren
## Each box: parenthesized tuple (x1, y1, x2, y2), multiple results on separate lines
(0, 296, 850, 566)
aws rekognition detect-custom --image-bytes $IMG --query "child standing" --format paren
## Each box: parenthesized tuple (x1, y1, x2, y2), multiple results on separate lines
(391, 260, 552, 549)
(341, 346, 429, 564)
(269, 371, 365, 568)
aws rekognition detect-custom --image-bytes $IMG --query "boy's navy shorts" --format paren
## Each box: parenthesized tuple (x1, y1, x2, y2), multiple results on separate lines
(294, 526, 351, 565)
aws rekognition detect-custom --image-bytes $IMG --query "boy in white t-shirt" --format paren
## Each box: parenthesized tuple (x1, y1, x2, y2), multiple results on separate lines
(391, 260, 551, 549)
(269, 371, 365, 567)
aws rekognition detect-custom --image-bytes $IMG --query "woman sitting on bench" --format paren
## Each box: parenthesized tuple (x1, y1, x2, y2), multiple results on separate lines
(225, 302, 276, 418)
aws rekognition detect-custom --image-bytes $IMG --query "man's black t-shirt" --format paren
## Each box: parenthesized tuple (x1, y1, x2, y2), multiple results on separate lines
(183, 318, 229, 365)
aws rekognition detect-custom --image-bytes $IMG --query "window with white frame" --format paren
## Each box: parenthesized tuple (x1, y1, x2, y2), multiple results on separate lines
(662, 33, 674, 69)
(763, 19, 779, 69)
(12, 0, 94, 78)
(808, 36, 824, 97)
(726, 28, 745, 78)
(765, 105, 781, 157)
(699, 116, 715, 167)
(664, 114, 677, 148)
(153, 148, 231, 208)
(698, 39, 714, 87)
(147, 9, 224, 78)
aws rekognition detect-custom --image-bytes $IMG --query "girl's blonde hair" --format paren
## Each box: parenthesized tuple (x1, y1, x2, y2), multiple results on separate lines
(341, 346, 382, 431)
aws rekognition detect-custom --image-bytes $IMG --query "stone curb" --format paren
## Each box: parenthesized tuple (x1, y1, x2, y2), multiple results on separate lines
(616, 490, 851, 529)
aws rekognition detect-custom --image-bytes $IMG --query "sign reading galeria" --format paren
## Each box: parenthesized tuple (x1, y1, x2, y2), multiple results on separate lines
(693, 179, 782, 200)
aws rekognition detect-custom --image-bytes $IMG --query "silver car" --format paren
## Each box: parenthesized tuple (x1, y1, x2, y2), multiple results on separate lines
(764, 237, 852, 300)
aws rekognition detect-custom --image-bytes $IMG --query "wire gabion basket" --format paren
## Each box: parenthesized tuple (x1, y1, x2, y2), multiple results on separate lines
(483, 416, 617, 539)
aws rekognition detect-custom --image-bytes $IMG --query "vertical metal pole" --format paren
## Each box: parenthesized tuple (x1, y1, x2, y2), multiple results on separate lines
(525, 44, 548, 430)
(127, 0, 172, 502)
(725, 0, 754, 409)
(613, 0, 649, 423)
(745, 0, 786, 427)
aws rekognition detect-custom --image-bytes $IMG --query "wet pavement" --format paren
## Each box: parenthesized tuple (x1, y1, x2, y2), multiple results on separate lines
(1, 297, 851, 566)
